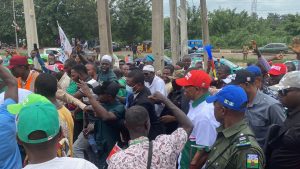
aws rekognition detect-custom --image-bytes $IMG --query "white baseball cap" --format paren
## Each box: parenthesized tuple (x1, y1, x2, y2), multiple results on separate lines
(270, 71, 300, 91)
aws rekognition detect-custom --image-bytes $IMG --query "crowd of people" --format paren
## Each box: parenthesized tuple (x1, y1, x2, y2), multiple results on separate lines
(0, 38, 300, 169)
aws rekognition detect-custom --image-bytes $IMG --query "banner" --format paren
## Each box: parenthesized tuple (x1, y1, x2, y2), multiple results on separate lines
(58, 23, 72, 63)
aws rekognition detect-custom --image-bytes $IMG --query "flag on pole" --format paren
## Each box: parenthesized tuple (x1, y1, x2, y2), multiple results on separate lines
(58, 22, 72, 63)
(205, 45, 217, 79)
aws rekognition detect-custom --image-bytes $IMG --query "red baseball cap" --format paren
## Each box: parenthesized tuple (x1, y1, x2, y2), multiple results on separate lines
(7, 55, 28, 69)
(268, 63, 287, 76)
(176, 70, 211, 88)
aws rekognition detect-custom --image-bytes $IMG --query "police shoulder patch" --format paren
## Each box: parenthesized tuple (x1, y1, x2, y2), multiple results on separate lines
(246, 154, 259, 169)
(236, 134, 251, 148)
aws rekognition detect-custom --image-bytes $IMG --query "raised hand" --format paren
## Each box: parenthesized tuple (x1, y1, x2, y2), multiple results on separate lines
(148, 91, 166, 104)
(290, 37, 300, 54)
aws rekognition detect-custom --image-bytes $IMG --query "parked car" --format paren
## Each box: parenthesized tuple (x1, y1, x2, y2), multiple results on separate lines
(284, 60, 299, 69)
(258, 43, 288, 54)
(188, 54, 242, 74)
(134, 55, 172, 66)
(42, 48, 63, 58)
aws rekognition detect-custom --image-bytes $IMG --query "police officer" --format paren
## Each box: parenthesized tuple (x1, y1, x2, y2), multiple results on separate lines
(204, 85, 265, 169)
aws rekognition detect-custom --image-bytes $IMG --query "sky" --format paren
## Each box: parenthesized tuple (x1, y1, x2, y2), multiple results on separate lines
(164, 0, 300, 18)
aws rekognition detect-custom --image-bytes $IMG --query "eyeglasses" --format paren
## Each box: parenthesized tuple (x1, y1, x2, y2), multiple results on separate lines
(144, 73, 150, 76)
(278, 88, 300, 96)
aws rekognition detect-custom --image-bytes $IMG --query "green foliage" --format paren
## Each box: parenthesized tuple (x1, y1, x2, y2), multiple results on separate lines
(1, 2, 300, 49)
(111, 0, 152, 44)
(164, 7, 300, 49)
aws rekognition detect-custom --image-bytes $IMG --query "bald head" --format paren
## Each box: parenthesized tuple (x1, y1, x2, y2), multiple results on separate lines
(125, 106, 150, 134)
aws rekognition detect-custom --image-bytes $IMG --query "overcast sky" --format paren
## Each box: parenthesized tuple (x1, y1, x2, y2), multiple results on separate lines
(164, 0, 300, 18)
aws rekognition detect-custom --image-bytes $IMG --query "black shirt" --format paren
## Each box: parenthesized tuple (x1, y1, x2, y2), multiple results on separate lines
(160, 89, 189, 134)
(268, 107, 300, 169)
(127, 87, 163, 139)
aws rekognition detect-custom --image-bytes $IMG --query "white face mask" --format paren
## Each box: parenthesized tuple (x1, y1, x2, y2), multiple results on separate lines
(127, 84, 139, 94)
(126, 85, 133, 93)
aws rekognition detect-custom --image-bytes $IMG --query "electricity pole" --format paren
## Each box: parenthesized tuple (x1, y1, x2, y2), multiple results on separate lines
(23, 0, 39, 55)
(12, 0, 18, 49)
(180, 0, 188, 59)
(152, 0, 164, 71)
(97, 0, 113, 58)
(169, 0, 180, 64)
(200, 0, 210, 71)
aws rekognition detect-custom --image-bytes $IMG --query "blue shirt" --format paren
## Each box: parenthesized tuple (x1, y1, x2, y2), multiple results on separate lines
(0, 99, 22, 169)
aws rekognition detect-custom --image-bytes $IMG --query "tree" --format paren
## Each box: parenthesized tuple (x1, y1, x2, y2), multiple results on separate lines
(112, 0, 152, 44)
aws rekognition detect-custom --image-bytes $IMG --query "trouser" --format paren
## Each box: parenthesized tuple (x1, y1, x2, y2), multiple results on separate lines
(74, 119, 83, 141)
(73, 132, 96, 163)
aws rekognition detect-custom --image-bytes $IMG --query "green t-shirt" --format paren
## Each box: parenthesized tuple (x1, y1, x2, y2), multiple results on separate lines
(97, 69, 117, 83)
(94, 100, 125, 166)
(66, 80, 83, 120)
(117, 77, 127, 97)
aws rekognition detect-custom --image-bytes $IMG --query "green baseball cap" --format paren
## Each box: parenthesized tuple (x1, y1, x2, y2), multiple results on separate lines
(7, 94, 51, 114)
(17, 102, 60, 144)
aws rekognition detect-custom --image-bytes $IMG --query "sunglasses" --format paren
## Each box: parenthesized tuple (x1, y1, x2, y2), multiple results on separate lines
(278, 88, 300, 96)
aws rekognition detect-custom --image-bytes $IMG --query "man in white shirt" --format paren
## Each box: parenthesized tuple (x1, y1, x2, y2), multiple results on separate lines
(176, 70, 220, 169)
(143, 65, 167, 116)
(11, 95, 97, 169)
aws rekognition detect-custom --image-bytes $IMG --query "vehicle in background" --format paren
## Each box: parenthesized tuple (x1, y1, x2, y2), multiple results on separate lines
(188, 53, 242, 74)
(134, 55, 172, 66)
(284, 60, 299, 69)
(258, 43, 288, 54)
(42, 48, 63, 58)
(188, 40, 204, 55)
(112, 42, 121, 51)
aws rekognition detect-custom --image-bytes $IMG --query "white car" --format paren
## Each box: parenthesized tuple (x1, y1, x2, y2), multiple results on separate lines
(42, 48, 64, 57)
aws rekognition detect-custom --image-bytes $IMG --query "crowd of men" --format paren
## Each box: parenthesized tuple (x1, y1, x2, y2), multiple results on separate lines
(0, 38, 300, 169)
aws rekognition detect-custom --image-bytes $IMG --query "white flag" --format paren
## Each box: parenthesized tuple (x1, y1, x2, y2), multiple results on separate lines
(58, 23, 72, 63)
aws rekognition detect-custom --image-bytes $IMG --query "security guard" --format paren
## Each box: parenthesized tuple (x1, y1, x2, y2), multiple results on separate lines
(205, 85, 265, 169)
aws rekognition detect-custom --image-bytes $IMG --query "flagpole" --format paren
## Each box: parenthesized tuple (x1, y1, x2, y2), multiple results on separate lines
(12, 0, 18, 49)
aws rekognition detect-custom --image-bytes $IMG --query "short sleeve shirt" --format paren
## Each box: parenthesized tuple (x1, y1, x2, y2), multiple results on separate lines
(94, 101, 125, 165)
(0, 99, 22, 169)
(108, 128, 188, 169)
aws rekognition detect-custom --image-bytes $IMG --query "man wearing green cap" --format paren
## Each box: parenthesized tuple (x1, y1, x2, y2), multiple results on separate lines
(0, 65, 22, 168)
(14, 94, 97, 168)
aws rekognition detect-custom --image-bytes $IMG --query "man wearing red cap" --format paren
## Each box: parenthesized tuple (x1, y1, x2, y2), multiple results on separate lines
(268, 63, 287, 86)
(265, 63, 288, 99)
(176, 70, 219, 169)
(8, 55, 39, 92)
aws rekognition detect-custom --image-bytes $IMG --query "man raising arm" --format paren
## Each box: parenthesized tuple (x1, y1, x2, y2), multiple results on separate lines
(0, 65, 21, 168)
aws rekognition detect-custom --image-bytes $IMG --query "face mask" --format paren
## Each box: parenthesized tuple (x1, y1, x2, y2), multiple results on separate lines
(126, 85, 133, 93)
(127, 84, 138, 94)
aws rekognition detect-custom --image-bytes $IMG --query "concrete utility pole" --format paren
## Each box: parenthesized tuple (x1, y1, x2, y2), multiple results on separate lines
(152, 0, 164, 72)
(200, 0, 210, 71)
(12, 0, 18, 49)
(23, 0, 39, 55)
(180, 0, 188, 60)
(97, 0, 113, 58)
(169, 0, 180, 65)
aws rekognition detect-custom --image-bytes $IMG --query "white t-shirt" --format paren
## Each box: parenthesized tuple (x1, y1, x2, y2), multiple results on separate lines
(0, 88, 32, 104)
(23, 157, 97, 169)
(187, 101, 220, 146)
(145, 76, 167, 116)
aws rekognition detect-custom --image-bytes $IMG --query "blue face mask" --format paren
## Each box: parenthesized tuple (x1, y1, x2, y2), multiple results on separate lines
(126, 85, 133, 93)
